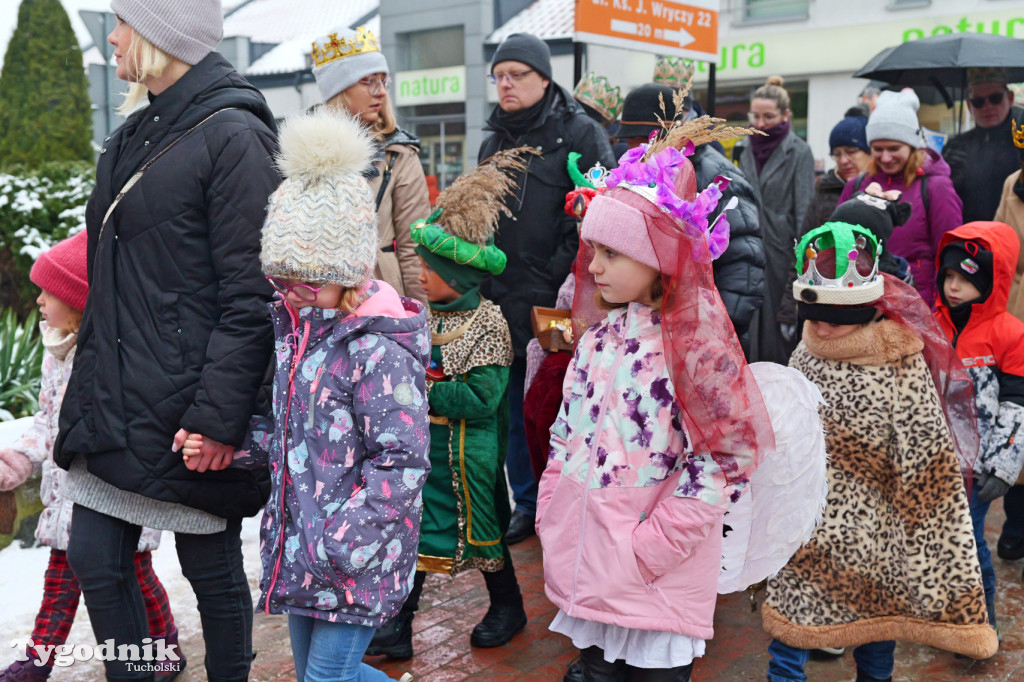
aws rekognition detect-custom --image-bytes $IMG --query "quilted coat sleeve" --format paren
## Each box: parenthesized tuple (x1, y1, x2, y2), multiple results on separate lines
(924, 175, 964, 254)
(710, 159, 765, 335)
(179, 128, 279, 446)
(229, 415, 275, 470)
(11, 352, 57, 471)
(984, 348, 1024, 485)
(549, 115, 617, 288)
(344, 339, 430, 563)
(428, 365, 509, 420)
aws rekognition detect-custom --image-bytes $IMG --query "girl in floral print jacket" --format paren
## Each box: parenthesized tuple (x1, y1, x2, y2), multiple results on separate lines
(185, 110, 425, 682)
(539, 135, 775, 679)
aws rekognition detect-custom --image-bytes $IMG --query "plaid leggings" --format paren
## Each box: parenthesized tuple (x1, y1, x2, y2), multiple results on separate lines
(29, 549, 175, 656)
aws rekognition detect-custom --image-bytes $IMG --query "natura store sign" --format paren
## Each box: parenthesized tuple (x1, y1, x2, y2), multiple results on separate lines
(395, 66, 466, 106)
(690, 8, 1024, 82)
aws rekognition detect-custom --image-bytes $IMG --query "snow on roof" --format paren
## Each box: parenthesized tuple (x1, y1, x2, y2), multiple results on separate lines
(223, 0, 377, 45)
(246, 14, 380, 76)
(487, 0, 574, 44)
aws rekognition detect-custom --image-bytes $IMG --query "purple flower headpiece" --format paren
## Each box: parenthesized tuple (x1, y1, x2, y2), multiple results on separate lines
(606, 143, 734, 260)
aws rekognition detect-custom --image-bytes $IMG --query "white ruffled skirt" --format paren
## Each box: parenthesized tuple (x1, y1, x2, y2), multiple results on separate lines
(549, 610, 705, 669)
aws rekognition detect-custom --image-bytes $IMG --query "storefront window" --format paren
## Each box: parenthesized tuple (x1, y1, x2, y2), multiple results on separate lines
(744, 0, 810, 21)
(397, 103, 467, 201)
(407, 27, 464, 71)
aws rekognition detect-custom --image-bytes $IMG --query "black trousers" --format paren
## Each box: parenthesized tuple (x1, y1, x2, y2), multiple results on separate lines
(67, 504, 253, 681)
(580, 646, 694, 682)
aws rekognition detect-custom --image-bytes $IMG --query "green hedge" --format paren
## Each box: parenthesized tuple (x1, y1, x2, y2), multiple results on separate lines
(0, 163, 94, 315)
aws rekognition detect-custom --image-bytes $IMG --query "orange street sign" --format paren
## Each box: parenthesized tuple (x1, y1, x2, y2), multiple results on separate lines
(574, 0, 720, 63)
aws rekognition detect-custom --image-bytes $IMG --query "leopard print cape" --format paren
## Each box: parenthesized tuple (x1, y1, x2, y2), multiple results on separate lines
(763, 319, 998, 660)
(429, 298, 513, 376)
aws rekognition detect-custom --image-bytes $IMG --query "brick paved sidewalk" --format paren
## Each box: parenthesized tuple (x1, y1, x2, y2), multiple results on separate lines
(233, 501, 1024, 681)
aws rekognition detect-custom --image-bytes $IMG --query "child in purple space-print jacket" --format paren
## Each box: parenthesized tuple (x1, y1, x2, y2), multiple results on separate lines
(185, 110, 427, 681)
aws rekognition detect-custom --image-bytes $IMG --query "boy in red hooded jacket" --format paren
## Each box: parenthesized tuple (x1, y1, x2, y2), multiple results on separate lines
(934, 221, 1024, 638)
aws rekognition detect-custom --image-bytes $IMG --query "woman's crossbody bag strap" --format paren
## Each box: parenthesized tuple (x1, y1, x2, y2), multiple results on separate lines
(99, 108, 238, 238)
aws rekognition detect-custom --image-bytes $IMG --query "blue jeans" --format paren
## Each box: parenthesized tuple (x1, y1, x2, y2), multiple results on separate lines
(507, 356, 537, 515)
(288, 615, 395, 682)
(969, 483, 997, 607)
(767, 638, 895, 681)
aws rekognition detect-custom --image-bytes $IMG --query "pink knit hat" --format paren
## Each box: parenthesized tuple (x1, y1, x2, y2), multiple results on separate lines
(30, 231, 89, 312)
(580, 158, 698, 274)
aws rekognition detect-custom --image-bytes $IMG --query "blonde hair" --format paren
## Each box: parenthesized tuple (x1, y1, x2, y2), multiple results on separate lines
(116, 29, 173, 116)
(752, 75, 790, 114)
(326, 89, 398, 142)
(66, 309, 83, 334)
(337, 286, 366, 315)
(868, 146, 927, 187)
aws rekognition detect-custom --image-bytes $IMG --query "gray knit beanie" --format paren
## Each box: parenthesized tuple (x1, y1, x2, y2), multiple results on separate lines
(491, 33, 552, 79)
(866, 90, 924, 149)
(312, 26, 390, 103)
(109, 0, 222, 65)
(261, 109, 378, 288)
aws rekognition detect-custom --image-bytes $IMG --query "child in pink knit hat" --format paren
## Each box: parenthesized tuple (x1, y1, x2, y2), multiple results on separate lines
(0, 231, 183, 681)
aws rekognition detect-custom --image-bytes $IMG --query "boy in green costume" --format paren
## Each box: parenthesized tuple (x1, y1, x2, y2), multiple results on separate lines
(365, 149, 533, 660)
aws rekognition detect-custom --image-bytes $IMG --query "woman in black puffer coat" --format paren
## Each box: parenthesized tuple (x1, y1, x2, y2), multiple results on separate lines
(56, 2, 279, 680)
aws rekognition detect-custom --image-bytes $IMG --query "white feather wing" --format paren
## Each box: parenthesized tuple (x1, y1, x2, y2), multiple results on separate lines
(718, 362, 829, 594)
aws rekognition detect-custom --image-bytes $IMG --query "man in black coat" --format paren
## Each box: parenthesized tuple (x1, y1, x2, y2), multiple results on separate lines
(944, 69, 1024, 222)
(479, 33, 616, 547)
(614, 83, 765, 352)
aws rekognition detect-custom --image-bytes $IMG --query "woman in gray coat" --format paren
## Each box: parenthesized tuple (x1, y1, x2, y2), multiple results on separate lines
(736, 76, 815, 364)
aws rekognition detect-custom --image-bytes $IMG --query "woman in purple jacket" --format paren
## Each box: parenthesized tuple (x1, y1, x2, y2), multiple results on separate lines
(839, 90, 963, 307)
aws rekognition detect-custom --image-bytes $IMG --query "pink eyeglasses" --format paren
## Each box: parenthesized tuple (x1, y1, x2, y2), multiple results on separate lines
(266, 276, 323, 301)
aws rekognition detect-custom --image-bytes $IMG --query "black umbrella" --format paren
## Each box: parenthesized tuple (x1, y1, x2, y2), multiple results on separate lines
(855, 33, 1024, 88)
(855, 33, 1024, 131)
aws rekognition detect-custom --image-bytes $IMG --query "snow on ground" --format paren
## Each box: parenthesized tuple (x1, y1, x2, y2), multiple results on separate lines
(0, 514, 265, 679)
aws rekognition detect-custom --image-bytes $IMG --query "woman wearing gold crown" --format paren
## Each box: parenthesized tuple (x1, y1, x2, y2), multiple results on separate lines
(763, 223, 997, 680)
(312, 25, 429, 304)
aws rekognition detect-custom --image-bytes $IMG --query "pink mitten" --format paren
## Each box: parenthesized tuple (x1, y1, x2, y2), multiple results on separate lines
(0, 448, 32, 491)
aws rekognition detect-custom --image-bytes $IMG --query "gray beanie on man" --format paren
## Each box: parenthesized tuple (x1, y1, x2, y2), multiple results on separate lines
(491, 33, 552, 79)
(312, 26, 390, 103)
(109, 0, 223, 65)
(866, 90, 924, 149)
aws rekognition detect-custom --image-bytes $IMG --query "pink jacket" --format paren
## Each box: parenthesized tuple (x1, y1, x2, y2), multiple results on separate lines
(537, 304, 732, 640)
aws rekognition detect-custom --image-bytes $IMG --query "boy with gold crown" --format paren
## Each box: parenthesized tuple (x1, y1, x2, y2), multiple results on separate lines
(764, 222, 997, 681)
(365, 149, 536, 661)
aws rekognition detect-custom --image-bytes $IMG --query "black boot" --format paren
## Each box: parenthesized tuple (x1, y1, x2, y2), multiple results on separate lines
(364, 610, 414, 660)
(153, 628, 187, 682)
(854, 671, 891, 682)
(365, 571, 424, 659)
(471, 562, 527, 648)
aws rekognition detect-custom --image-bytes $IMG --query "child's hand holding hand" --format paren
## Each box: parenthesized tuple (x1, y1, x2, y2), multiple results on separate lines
(174, 429, 235, 473)
(0, 448, 32, 491)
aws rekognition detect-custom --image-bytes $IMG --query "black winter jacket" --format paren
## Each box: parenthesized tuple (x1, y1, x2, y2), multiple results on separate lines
(55, 54, 279, 520)
(943, 109, 1024, 223)
(690, 143, 765, 336)
(479, 85, 617, 356)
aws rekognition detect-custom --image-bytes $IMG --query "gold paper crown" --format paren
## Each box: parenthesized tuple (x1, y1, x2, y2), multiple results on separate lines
(311, 26, 380, 69)
(1013, 120, 1024, 150)
(653, 56, 695, 89)
(573, 72, 623, 122)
